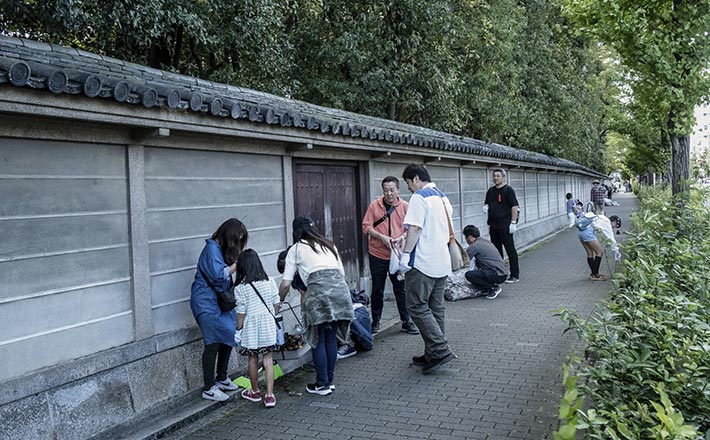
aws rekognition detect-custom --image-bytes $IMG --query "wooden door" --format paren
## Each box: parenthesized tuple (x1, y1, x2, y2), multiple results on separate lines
(293, 163, 360, 286)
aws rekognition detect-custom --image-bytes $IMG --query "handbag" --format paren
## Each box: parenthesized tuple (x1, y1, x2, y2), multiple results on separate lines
(440, 197, 470, 272)
(248, 282, 285, 346)
(198, 266, 236, 313)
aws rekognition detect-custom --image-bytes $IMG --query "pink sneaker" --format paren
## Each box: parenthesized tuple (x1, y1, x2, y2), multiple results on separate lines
(241, 389, 262, 402)
(264, 394, 276, 408)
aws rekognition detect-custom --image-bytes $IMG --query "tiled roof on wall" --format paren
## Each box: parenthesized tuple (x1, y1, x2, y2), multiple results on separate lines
(0, 35, 600, 175)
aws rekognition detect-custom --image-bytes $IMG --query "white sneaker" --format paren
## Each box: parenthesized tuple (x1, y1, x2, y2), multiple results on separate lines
(215, 378, 238, 391)
(202, 384, 229, 402)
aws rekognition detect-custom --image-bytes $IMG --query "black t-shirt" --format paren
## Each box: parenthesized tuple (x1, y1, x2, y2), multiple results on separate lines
(485, 184, 519, 229)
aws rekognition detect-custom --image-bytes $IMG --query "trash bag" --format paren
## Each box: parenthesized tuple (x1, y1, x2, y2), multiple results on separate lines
(444, 271, 485, 301)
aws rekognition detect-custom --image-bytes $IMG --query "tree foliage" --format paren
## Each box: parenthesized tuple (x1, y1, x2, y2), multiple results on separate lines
(1, 0, 616, 171)
(561, 0, 710, 195)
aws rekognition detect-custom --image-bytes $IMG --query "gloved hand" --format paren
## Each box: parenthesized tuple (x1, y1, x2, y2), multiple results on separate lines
(482, 204, 489, 214)
(614, 250, 622, 262)
(509, 223, 517, 234)
(398, 252, 412, 273)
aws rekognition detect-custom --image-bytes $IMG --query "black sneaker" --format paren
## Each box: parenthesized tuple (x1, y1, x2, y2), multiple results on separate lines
(412, 354, 427, 366)
(306, 383, 332, 396)
(421, 352, 456, 372)
(485, 285, 502, 299)
(401, 321, 420, 335)
(371, 322, 380, 334)
(504, 276, 520, 284)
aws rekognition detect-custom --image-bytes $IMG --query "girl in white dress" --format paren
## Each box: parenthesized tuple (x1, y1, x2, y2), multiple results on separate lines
(234, 249, 280, 408)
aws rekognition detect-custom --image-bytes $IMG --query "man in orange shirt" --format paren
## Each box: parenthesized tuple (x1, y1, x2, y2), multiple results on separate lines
(362, 176, 419, 335)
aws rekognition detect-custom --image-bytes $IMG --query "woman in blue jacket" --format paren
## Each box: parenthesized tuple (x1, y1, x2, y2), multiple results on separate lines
(191, 218, 248, 401)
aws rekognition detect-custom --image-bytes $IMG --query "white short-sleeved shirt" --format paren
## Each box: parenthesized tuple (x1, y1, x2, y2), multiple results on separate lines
(403, 183, 453, 278)
(282, 240, 344, 285)
(235, 278, 280, 349)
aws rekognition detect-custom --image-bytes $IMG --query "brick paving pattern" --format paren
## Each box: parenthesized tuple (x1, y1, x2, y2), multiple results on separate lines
(177, 194, 637, 440)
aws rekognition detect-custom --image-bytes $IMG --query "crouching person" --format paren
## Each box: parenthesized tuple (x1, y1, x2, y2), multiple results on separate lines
(336, 291, 374, 359)
(463, 225, 509, 300)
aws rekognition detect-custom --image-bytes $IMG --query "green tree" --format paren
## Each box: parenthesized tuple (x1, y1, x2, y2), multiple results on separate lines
(562, 0, 710, 196)
(0, 0, 296, 95)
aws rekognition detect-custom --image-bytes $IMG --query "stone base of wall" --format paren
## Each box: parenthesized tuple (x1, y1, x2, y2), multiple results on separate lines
(0, 325, 312, 440)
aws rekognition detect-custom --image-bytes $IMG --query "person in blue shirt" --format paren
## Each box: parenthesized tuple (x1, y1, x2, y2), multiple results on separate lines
(190, 218, 249, 401)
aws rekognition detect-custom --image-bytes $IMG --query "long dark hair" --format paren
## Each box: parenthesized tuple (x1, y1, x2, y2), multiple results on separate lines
(292, 216, 339, 260)
(234, 249, 269, 285)
(212, 218, 248, 265)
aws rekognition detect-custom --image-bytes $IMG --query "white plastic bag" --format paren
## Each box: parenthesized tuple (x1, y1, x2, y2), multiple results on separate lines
(389, 247, 400, 275)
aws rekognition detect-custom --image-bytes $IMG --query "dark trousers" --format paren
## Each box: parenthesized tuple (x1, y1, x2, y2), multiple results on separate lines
(405, 268, 450, 360)
(489, 227, 519, 278)
(202, 343, 232, 391)
(369, 254, 409, 324)
(465, 268, 508, 291)
(313, 323, 338, 386)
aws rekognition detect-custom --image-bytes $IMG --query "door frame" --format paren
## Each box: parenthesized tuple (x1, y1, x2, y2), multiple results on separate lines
(291, 158, 369, 282)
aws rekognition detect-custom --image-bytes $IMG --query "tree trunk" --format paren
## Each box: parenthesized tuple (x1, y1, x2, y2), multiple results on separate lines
(670, 132, 690, 195)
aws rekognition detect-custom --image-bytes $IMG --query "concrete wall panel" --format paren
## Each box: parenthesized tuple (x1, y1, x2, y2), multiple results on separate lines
(1, 214, 128, 259)
(461, 167, 489, 235)
(507, 170, 525, 223)
(427, 165, 462, 235)
(539, 173, 550, 218)
(144, 147, 285, 335)
(0, 246, 130, 300)
(523, 171, 538, 222)
(0, 139, 132, 383)
(0, 313, 133, 383)
(0, 281, 131, 341)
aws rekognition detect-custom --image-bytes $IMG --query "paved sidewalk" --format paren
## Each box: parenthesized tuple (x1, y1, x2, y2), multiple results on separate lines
(174, 194, 637, 440)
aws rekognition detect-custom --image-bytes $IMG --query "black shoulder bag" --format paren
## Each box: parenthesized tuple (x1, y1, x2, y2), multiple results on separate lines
(248, 282, 285, 345)
(372, 204, 396, 234)
(198, 266, 236, 313)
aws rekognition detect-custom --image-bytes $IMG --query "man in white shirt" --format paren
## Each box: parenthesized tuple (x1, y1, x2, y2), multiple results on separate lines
(398, 164, 456, 372)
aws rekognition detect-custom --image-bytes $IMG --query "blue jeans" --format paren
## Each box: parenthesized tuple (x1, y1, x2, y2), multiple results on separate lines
(313, 323, 337, 386)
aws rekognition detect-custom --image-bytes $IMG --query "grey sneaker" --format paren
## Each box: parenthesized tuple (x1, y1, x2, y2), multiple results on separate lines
(215, 377, 238, 392)
(401, 321, 420, 335)
(504, 276, 520, 284)
(485, 285, 502, 299)
(202, 385, 229, 402)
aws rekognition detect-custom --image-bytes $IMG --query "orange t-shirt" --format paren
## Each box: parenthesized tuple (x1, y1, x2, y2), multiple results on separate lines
(361, 196, 408, 260)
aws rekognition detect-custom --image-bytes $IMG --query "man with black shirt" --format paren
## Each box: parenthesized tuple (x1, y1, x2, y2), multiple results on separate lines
(483, 169, 520, 283)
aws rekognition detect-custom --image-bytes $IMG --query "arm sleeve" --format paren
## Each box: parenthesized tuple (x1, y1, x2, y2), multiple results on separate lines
(235, 285, 247, 314)
(403, 194, 426, 228)
(362, 201, 377, 235)
(506, 186, 519, 207)
(269, 279, 280, 306)
(199, 244, 231, 293)
(282, 246, 298, 282)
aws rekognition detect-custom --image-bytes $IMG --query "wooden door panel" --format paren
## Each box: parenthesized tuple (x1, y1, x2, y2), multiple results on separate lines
(293, 163, 360, 286)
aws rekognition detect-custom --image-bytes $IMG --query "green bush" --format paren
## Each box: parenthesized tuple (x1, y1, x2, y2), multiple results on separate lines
(554, 186, 710, 439)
